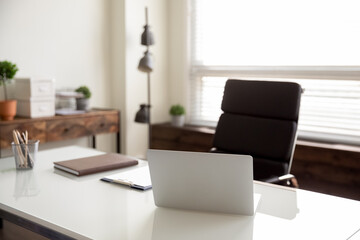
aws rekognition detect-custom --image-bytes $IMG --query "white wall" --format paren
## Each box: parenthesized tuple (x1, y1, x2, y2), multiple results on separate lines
(123, 0, 169, 158)
(109, 0, 170, 158)
(0, 0, 171, 158)
(109, 0, 127, 153)
(0, 0, 111, 98)
(168, 0, 189, 114)
(0, 0, 114, 154)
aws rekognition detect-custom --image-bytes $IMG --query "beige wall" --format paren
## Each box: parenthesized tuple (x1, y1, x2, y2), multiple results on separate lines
(0, 0, 111, 101)
(168, 0, 189, 117)
(0, 0, 171, 158)
(120, 0, 170, 158)
(107, 0, 171, 158)
(0, 0, 113, 154)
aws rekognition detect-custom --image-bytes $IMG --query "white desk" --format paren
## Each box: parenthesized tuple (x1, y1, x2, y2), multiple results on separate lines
(0, 146, 359, 240)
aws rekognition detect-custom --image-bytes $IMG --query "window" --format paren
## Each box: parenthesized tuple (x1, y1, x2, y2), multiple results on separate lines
(189, 0, 360, 145)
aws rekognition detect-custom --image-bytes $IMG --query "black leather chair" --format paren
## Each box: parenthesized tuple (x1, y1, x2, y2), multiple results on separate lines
(211, 79, 302, 186)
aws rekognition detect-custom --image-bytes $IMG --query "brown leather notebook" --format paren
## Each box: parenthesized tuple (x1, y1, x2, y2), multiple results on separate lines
(53, 153, 138, 176)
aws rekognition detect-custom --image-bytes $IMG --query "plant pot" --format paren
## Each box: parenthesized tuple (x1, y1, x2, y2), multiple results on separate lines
(171, 115, 185, 127)
(76, 98, 90, 111)
(0, 100, 17, 121)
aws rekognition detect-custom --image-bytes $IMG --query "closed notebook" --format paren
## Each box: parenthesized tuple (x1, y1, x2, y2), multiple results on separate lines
(54, 153, 138, 176)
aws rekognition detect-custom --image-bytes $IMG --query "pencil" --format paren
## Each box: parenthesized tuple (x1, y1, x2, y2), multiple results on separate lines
(12, 130, 25, 167)
(16, 130, 28, 168)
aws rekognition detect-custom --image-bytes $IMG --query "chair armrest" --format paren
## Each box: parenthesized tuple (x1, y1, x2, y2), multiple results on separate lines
(261, 174, 299, 188)
(209, 147, 225, 153)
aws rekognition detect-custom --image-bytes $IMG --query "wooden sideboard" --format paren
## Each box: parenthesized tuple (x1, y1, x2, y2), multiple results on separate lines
(151, 122, 360, 201)
(0, 108, 120, 157)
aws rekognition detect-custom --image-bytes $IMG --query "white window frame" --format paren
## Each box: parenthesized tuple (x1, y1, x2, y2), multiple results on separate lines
(188, 0, 360, 146)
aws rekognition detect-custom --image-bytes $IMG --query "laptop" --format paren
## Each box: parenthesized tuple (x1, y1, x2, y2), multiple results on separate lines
(147, 149, 255, 215)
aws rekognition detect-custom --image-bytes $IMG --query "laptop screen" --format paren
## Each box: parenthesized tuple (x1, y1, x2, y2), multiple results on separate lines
(147, 149, 254, 215)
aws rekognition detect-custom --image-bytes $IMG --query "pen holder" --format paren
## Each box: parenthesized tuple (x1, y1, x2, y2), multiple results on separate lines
(11, 140, 39, 170)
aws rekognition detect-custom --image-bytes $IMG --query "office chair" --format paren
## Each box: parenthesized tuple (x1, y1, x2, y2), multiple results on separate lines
(211, 79, 302, 187)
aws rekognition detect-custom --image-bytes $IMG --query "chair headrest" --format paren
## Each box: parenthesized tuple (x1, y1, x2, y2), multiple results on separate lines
(221, 79, 302, 121)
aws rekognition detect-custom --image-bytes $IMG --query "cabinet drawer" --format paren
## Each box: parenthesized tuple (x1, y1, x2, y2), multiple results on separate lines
(47, 114, 119, 142)
(17, 99, 55, 118)
(46, 118, 91, 141)
(0, 122, 46, 148)
(89, 114, 119, 134)
(15, 78, 55, 99)
(0, 109, 120, 154)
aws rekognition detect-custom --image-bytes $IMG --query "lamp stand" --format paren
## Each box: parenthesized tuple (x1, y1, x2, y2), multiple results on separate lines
(135, 6, 154, 151)
(147, 71, 151, 149)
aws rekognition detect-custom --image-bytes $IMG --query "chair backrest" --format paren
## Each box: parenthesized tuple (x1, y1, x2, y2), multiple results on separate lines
(212, 79, 302, 180)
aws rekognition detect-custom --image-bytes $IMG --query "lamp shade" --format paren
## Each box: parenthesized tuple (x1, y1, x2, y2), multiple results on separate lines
(141, 25, 155, 46)
(138, 51, 153, 73)
(135, 104, 150, 123)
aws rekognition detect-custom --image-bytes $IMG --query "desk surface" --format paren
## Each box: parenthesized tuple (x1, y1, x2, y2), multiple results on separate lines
(0, 146, 359, 240)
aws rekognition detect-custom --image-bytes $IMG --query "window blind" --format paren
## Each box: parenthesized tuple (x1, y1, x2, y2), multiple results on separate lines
(189, 0, 360, 145)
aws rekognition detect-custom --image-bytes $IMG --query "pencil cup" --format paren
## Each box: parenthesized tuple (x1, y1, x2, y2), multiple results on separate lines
(11, 140, 39, 170)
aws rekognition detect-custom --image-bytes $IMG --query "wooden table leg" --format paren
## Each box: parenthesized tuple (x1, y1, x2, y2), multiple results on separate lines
(117, 132, 120, 153)
(92, 136, 96, 149)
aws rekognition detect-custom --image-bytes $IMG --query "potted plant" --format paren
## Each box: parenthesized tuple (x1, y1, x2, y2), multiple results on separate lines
(169, 104, 185, 127)
(75, 86, 91, 111)
(0, 60, 19, 120)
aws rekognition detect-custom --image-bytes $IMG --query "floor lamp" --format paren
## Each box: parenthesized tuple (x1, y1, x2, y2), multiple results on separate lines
(135, 7, 154, 149)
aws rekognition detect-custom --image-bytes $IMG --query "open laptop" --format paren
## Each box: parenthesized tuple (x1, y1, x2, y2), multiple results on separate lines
(147, 149, 255, 215)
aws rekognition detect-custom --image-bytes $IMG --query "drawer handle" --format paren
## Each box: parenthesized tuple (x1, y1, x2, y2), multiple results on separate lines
(63, 128, 69, 133)
(39, 106, 48, 112)
(38, 86, 49, 92)
(100, 123, 105, 128)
